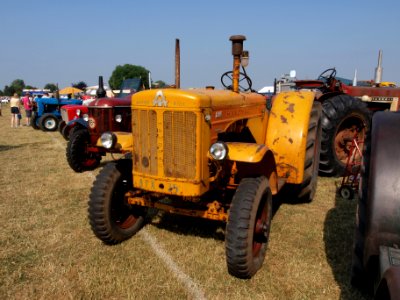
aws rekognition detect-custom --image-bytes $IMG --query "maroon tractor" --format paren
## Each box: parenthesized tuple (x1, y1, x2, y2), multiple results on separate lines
(66, 77, 142, 172)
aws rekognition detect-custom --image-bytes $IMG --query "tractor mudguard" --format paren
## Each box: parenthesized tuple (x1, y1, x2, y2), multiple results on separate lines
(67, 118, 88, 128)
(265, 90, 316, 184)
(96, 131, 133, 152)
(226, 142, 269, 163)
(225, 142, 279, 194)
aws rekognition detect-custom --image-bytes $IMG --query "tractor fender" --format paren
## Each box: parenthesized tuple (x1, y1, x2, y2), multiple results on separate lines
(96, 131, 133, 152)
(225, 142, 278, 194)
(265, 90, 316, 184)
(67, 118, 88, 128)
(364, 111, 400, 265)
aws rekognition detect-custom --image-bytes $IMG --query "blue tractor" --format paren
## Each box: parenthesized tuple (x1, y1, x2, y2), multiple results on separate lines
(31, 97, 82, 131)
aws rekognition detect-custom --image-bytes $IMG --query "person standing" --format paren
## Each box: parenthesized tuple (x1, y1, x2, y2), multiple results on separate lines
(22, 92, 33, 126)
(10, 93, 21, 128)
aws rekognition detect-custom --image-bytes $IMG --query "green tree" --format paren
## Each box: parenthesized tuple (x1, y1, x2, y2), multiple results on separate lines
(152, 80, 167, 88)
(10, 79, 25, 95)
(109, 64, 150, 90)
(44, 83, 57, 92)
(3, 85, 15, 96)
(72, 81, 87, 91)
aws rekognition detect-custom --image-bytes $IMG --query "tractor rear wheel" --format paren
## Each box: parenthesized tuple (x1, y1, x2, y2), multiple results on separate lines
(351, 111, 400, 293)
(31, 111, 39, 130)
(225, 176, 272, 279)
(319, 94, 371, 177)
(296, 101, 322, 202)
(66, 128, 101, 172)
(88, 160, 147, 244)
(38, 113, 59, 131)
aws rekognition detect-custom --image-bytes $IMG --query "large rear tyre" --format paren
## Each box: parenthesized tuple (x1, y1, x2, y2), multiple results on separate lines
(319, 94, 371, 177)
(38, 113, 59, 131)
(296, 101, 322, 202)
(225, 176, 272, 279)
(66, 128, 101, 172)
(351, 111, 400, 293)
(88, 160, 146, 244)
(31, 112, 39, 130)
(280, 102, 322, 203)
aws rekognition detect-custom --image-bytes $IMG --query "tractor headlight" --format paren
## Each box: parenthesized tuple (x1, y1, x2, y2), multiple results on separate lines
(82, 114, 89, 122)
(115, 114, 122, 123)
(101, 132, 117, 149)
(209, 142, 228, 161)
(76, 109, 81, 117)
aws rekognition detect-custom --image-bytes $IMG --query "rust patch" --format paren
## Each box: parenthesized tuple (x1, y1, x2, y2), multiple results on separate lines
(288, 138, 293, 144)
(286, 103, 295, 113)
(280, 115, 288, 123)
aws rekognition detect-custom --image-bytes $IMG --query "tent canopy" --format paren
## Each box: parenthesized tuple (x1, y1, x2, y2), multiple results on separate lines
(59, 87, 83, 95)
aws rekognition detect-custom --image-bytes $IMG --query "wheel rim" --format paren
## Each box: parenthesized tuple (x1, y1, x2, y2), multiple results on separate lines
(334, 115, 366, 165)
(253, 194, 271, 257)
(110, 179, 140, 230)
(340, 187, 352, 199)
(45, 118, 57, 130)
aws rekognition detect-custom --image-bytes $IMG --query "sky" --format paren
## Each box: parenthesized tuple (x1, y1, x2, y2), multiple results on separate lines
(1, 0, 399, 91)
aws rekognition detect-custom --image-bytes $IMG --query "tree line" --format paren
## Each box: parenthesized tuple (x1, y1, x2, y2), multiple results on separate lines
(0, 64, 167, 96)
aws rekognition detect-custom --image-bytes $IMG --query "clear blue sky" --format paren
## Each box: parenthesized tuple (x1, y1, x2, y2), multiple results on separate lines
(1, 0, 399, 91)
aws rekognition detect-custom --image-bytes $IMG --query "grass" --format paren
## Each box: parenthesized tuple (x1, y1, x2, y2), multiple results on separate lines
(0, 105, 371, 299)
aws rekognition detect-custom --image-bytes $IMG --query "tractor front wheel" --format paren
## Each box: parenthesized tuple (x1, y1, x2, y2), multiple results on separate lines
(88, 160, 147, 244)
(66, 128, 101, 172)
(38, 113, 59, 131)
(225, 176, 272, 279)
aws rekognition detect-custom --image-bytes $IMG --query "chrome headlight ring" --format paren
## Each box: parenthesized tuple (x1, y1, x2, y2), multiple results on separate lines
(100, 132, 117, 149)
(209, 142, 228, 161)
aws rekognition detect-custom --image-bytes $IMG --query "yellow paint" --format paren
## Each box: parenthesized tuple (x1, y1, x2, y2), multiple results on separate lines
(96, 132, 133, 152)
(265, 90, 315, 184)
(225, 142, 269, 163)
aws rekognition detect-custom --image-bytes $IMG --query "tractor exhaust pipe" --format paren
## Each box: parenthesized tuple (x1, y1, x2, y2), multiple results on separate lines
(175, 38, 180, 89)
(375, 50, 383, 84)
(229, 35, 246, 93)
(96, 76, 107, 98)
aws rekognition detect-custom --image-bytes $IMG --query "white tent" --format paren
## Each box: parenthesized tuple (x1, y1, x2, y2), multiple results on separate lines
(85, 85, 114, 97)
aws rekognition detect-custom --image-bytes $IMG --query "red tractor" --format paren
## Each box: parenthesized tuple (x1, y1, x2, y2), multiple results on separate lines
(295, 53, 400, 177)
(65, 77, 143, 172)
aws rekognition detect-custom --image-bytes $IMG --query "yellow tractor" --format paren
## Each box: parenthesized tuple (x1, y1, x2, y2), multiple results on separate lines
(88, 35, 322, 278)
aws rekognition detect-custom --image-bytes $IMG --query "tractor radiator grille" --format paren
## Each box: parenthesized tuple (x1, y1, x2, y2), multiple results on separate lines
(132, 110, 197, 179)
(61, 109, 69, 122)
(132, 110, 158, 175)
(163, 111, 197, 179)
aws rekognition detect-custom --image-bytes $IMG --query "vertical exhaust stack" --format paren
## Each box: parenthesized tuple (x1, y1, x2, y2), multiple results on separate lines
(229, 35, 246, 93)
(175, 39, 180, 89)
(375, 50, 383, 84)
(96, 76, 107, 98)
(353, 69, 358, 86)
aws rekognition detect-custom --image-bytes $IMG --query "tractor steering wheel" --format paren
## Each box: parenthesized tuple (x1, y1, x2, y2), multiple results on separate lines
(221, 71, 253, 92)
(317, 68, 337, 83)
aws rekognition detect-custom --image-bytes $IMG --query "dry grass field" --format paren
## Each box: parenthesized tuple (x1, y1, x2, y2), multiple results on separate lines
(0, 105, 371, 299)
